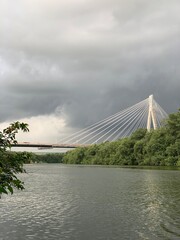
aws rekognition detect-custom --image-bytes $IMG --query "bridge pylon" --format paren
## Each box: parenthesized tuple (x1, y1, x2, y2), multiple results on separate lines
(147, 94, 157, 132)
(58, 94, 167, 144)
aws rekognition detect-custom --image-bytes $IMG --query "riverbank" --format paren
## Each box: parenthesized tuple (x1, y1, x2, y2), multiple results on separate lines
(24, 162, 180, 171)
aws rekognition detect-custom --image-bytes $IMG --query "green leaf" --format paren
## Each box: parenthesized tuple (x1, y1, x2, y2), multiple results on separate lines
(7, 185, 14, 194)
(0, 186, 8, 194)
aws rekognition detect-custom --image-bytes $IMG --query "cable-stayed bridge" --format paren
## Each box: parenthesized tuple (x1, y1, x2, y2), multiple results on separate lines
(58, 94, 167, 145)
(14, 95, 168, 149)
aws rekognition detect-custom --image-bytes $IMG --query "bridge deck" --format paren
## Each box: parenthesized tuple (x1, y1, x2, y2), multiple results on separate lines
(11, 143, 89, 149)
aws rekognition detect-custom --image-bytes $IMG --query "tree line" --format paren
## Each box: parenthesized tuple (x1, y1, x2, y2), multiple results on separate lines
(62, 108, 180, 166)
(28, 108, 180, 166)
(23, 152, 64, 164)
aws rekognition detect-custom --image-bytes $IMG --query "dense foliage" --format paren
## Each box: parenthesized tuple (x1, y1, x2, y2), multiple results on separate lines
(24, 153, 64, 164)
(63, 109, 180, 166)
(0, 122, 29, 197)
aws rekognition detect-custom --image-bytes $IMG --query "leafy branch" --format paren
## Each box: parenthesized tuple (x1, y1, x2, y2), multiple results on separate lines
(0, 122, 29, 197)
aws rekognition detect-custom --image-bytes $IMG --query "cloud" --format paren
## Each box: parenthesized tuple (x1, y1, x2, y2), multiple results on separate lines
(0, 0, 180, 143)
(0, 114, 70, 144)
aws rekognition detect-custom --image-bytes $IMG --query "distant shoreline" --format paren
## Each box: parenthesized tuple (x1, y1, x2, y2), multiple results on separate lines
(24, 163, 180, 170)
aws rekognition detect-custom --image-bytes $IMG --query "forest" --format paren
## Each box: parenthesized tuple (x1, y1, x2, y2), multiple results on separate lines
(30, 108, 180, 166)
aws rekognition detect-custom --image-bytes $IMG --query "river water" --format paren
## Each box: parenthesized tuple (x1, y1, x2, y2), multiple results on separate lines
(0, 164, 180, 240)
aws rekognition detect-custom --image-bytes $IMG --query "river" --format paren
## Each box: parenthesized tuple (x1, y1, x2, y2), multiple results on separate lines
(0, 164, 180, 240)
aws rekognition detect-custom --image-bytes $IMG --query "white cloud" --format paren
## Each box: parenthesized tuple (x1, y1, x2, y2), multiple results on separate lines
(0, 115, 70, 144)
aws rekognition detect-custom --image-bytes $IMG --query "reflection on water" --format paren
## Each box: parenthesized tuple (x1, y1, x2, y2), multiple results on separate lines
(0, 165, 180, 240)
(138, 171, 180, 239)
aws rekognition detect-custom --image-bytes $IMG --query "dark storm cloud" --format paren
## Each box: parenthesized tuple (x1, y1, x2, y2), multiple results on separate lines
(1, 0, 180, 128)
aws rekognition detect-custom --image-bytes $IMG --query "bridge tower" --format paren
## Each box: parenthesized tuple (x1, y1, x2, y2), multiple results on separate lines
(147, 94, 157, 131)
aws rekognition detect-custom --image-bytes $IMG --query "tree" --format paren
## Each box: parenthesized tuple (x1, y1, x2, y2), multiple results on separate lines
(165, 109, 180, 139)
(62, 108, 180, 166)
(134, 140, 145, 165)
(114, 138, 136, 165)
(0, 122, 29, 197)
(130, 128, 147, 141)
(63, 147, 87, 164)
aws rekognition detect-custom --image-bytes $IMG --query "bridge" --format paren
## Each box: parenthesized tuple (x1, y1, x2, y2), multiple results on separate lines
(14, 95, 168, 149)
(12, 143, 88, 149)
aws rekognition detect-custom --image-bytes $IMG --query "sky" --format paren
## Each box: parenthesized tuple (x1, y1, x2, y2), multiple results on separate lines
(0, 0, 180, 143)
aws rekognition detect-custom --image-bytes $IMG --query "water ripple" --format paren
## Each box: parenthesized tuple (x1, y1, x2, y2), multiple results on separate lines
(0, 165, 179, 240)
